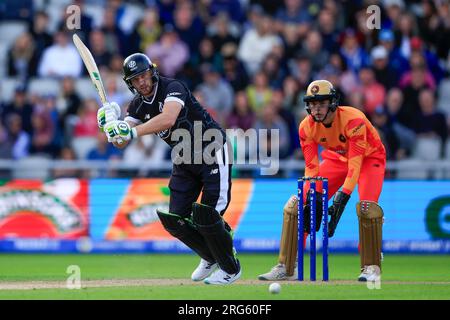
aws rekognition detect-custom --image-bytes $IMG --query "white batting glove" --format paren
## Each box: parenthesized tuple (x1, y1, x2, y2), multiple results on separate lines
(97, 102, 121, 129)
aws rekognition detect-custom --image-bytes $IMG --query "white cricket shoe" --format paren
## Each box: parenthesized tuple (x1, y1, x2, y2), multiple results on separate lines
(204, 260, 241, 285)
(191, 259, 218, 281)
(358, 265, 381, 282)
(258, 263, 298, 281)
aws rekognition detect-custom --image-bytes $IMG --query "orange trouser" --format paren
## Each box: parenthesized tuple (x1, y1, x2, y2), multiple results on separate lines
(305, 152, 385, 202)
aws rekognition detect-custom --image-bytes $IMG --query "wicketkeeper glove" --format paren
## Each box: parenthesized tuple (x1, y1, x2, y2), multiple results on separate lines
(327, 191, 351, 238)
(97, 102, 121, 129)
(104, 120, 138, 142)
(302, 190, 324, 234)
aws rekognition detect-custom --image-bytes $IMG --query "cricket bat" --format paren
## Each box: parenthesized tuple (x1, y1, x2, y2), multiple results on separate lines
(72, 33, 123, 144)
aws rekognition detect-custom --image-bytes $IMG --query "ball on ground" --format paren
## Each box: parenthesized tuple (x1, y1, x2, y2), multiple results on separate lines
(269, 282, 281, 294)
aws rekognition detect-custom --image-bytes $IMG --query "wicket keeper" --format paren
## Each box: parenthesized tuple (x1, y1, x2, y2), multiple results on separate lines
(97, 53, 241, 285)
(259, 80, 386, 282)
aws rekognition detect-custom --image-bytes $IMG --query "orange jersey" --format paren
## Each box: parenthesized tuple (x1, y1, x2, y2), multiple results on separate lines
(299, 106, 386, 194)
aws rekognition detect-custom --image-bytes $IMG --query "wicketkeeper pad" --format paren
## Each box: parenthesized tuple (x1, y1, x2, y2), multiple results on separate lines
(278, 195, 298, 276)
(356, 201, 384, 270)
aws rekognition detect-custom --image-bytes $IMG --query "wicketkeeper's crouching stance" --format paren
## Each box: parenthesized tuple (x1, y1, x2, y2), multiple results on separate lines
(98, 53, 241, 285)
(258, 80, 385, 282)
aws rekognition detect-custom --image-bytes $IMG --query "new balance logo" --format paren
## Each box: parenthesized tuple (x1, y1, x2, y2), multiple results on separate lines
(145, 114, 150, 120)
(167, 92, 181, 96)
(223, 275, 231, 281)
(210, 169, 218, 175)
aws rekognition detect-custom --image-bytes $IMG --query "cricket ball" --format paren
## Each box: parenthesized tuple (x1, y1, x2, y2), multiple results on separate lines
(269, 282, 281, 294)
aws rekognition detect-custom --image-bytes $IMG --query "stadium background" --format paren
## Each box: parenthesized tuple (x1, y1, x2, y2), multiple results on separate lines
(0, 0, 449, 254)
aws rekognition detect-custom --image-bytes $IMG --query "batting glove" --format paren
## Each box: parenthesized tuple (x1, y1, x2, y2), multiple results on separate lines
(97, 102, 121, 129)
(104, 120, 137, 142)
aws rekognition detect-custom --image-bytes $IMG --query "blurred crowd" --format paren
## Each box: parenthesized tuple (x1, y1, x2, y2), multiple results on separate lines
(1, 0, 450, 178)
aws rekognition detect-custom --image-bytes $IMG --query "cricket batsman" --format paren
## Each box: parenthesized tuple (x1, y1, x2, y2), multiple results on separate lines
(97, 53, 241, 285)
(258, 80, 386, 282)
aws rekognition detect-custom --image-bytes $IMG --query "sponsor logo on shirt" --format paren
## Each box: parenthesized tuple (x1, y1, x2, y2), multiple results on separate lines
(167, 92, 182, 97)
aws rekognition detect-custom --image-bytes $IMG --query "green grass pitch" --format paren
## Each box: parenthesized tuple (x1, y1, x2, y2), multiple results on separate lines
(0, 253, 449, 299)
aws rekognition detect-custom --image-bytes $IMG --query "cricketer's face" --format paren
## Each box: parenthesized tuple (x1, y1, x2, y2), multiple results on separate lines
(131, 70, 153, 97)
(309, 100, 331, 122)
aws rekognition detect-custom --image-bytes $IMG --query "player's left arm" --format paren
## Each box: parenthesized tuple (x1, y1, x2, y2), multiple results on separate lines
(134, 101, 182, 136)
(342, 118, 367, 195)
(134, 81, 186, 137)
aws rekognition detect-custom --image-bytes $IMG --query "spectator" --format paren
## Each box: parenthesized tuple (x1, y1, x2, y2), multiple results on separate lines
(414, 89, 448, 149)
(339, 28, 369, 74)
(370, 45, 398, 90)
(109, 54, 125, 74)
(221, 42, 250, 92)
(226, 91, 256, 131)
(100, 6, 127, 56)
(399, 52, 436, 90)
(128, 7, 162, 53)
(384, 87, 416, 159)
(317, 9, 339, 54)
(328, 52, 359, 98)
(206, 0, 245, 23)
(173, 1, 205, 54)
(208, 12, 240, 52)
(238, 13, 282, 75)
(421, 0, 450, 60)
(298, 29, 329, 73)
(3, 114, 30, 160)
(40, 94, 62, 155)
(280, 23, 302, 61)
(271, 90, 299, 156)
(371, 106, 400, 160)
(190, 37, 223, 72)
(246, 71, 273, 115)
(37, 29, 82, 78)
(28, 11, 53, 62)
(88, 29, 113, 69)
(358, 67, 386, 116)
(1, 86, 33, 135)
(396, 12, 418, 61)
(399, 59, 434, 127)
(7, 32, 39, 80)
(73, 99, 100, 140)
(408, 36, 445, 83)
(260, 54, 286, 89)
(254, 104, 290, 159)
(275, 0, 312, 34)
(378, 29, 409, 76)
(281, 76, 303, 118)
(123, 134, 169, 177)
(196, 64, 234, 121)
(382, 0, 405, 30)
(288, 53, 313, 90)
(29, 106, 56, 157)
(87, 131, 122, 161)
(57, 77, 82, 140)
(146, 24, 189, 77)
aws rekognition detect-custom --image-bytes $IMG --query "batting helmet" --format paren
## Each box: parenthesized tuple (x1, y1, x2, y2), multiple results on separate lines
(123, 53, 159, 94)
(304, 80, 339, 113)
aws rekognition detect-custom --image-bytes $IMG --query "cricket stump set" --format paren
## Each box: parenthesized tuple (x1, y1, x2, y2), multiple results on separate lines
(297, 177, 329, 281)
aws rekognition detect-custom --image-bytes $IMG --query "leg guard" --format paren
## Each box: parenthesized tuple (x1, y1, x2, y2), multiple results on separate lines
(192, 203, 239, 274)
(157, 210, 214, 263)
(278, 195, 298, 276)
(356, 201, 383, 270)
